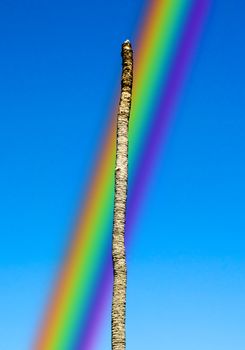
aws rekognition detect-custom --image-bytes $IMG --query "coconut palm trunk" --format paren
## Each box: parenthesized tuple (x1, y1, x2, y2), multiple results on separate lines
(111, 40, 133, 350)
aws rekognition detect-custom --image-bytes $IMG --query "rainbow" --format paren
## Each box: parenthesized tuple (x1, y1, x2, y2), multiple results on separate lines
(35, 1, 210, 349)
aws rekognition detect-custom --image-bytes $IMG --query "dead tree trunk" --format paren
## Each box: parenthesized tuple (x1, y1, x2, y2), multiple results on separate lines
(111, 40, 133, 350)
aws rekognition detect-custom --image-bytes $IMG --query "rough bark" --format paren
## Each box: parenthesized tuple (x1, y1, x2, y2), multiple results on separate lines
(111, 40, 133, 350)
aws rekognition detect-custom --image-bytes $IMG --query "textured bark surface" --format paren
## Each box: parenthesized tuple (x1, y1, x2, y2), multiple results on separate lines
(111, 40, 133, 350)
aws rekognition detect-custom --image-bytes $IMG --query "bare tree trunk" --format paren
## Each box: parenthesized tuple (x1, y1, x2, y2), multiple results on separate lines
(111, 40, 133, 350)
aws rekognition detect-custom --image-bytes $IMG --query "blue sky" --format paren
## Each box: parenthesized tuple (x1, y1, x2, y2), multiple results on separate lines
(0, 1, 244, 349)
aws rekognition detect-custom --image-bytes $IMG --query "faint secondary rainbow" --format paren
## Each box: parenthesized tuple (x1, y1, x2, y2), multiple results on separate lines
(35, 1, 210, 349)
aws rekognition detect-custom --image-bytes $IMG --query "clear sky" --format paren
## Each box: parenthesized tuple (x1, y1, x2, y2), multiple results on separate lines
(0, 1, 244, 349)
